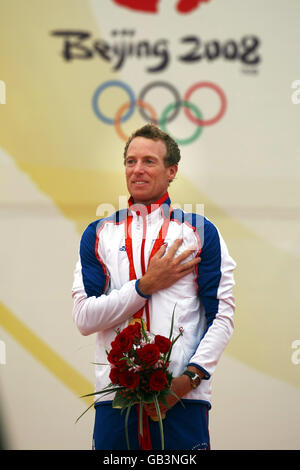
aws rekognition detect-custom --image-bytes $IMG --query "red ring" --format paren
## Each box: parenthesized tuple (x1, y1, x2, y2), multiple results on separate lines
(184, 82, 227, 126)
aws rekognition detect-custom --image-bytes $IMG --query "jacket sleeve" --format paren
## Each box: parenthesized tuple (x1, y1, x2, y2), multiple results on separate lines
(188, 219, 236, 379)
(72, 221, 147, 336)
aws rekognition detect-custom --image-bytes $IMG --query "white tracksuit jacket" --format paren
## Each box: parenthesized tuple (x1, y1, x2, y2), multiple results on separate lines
(72, 193, 236, 407)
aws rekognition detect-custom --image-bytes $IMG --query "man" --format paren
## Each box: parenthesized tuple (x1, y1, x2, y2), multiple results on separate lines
(72, 124, 236, 450)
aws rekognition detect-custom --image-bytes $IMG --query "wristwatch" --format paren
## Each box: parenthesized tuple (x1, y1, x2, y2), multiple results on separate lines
(183, 370, 202, 389)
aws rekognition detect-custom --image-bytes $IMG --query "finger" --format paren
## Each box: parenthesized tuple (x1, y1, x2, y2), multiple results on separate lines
(169, 238, 183, 256)
(177, 263, 202, 280)
(153, 243, 167, 259)
(144, 404, 156, 413)
(144, 406, 168, 418)
(174, 248, 198, 265)
(159, 406, 169, 414)
(177, 257, 201, 274)
(144, 402, 167, 412)
(144, 403, 156, 410)
(165, 238, 183, 258)
(144, 408, 158, 418)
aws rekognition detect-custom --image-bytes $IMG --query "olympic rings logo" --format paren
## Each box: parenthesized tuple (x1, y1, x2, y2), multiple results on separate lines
(92, 80, 227, 145)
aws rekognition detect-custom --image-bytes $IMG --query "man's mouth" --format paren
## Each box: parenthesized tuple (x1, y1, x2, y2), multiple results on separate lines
(132, 181, 148, 185)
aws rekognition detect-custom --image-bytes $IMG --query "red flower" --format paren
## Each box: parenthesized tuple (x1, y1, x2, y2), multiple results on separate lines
(109, 367, 120, 384)
(123, 323, 142, 341)
(111, 330, 133, 353)
(118, 370, 140, 389)
(154, 335, 172, 354)
(137, 344, 160, 365)
(149, 370, 168, 391)
(107, 349, 123, 367)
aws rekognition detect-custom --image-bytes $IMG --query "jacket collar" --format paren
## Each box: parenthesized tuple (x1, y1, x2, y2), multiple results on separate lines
(128, 192, 171, 218)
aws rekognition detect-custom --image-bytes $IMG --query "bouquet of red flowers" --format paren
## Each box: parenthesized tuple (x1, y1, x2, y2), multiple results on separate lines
(77, 308, 183, 450)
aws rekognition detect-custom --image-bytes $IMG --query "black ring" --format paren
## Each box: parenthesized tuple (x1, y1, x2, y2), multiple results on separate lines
(137, 81, 181, 124)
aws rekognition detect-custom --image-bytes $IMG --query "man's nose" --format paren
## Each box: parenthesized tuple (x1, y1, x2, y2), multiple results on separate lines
(133, 161, 144, 173)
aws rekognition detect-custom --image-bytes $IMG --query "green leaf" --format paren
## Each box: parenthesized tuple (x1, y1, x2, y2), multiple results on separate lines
(75, 400, 96, 424)
(90, 362, 109, 366)
(157, 394, 169, 409)
(80, 385, 123, 399)
(140, 392, 155, 404)
(140, 317, 149, 342)
(139, 401, 143, 438)
(165, 329, 183, 363)
(172, 330, 184, 346)
(168, 389, 185, 408)
(153, 393, 165, 451)
(125, 405, 132, 450)
(113, 391, 131, 409)
(168, 304, 176, 340)
(119, 356, 136, 367)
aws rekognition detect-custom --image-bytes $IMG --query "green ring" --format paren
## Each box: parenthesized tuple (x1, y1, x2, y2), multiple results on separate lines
(159, 100, 203, 145)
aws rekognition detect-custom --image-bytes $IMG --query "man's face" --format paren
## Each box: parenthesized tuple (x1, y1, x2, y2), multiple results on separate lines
(125, 137, 178, 205)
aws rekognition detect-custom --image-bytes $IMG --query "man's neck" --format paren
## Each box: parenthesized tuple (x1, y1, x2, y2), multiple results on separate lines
(129, 192, 169, 208)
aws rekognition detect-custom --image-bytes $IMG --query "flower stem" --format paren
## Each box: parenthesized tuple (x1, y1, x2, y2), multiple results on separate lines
(153, 393, 164, 450)
(139, 400, 144, 438)
(125, 405, 132, 450)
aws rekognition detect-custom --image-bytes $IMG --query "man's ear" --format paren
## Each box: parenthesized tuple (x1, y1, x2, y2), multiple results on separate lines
(168, 164, 178, 182)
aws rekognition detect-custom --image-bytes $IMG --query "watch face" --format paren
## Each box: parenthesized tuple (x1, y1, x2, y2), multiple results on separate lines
(183, 370, 201, 388)
(191, 373, 201, 388)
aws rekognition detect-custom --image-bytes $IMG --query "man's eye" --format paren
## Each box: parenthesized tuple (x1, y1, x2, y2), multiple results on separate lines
(126, 159, 135, 165)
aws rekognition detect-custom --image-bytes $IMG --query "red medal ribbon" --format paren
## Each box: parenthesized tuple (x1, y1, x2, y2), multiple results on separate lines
(125, 201, 171, 450)
(125, 207, 170, 331)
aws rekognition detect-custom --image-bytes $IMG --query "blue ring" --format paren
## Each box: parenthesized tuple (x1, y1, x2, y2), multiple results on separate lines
(92, 80, 136, 125)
